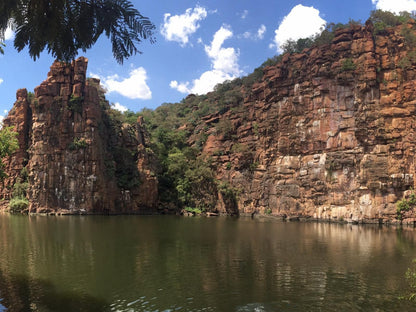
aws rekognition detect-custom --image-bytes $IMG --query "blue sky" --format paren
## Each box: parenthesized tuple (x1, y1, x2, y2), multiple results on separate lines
(0, 0, 415, 119)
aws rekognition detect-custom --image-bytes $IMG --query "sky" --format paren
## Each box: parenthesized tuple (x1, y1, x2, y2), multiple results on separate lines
(0, 0, 416, 119)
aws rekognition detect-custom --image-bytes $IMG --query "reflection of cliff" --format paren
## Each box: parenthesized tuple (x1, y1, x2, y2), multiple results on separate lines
(0, 215, 414, 310)
(1, 58, 158, 214)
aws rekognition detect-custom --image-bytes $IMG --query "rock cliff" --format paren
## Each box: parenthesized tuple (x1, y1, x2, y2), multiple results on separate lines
(194, 21, 416, 223)
(4, 21, 416, 223)
(2, 57, 158, 214)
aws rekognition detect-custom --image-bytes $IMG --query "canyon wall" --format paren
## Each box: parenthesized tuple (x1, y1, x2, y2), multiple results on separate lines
(2, 57, 158, 214)
(3, 21, 416, 222)
(198, 21, 416, 223)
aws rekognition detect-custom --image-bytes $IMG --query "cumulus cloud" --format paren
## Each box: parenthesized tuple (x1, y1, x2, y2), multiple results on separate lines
(98, 67, 152, 100)
(111, 102, 128, 112)
(161, 6, 207, 46)
(241, 24, 267, 40)
(372, 0, 416, 13)
(0, 78, 3, 85)
(270, 4, 326, 53)
(170, 25, 241, 95)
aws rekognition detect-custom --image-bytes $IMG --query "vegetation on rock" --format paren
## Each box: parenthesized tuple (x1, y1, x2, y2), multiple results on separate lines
(396, 190, 416, 221)
(0, 127, 18, 180)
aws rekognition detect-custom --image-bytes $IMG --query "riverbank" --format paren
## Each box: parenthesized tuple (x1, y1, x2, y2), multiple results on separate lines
(1, 200, 415, 227)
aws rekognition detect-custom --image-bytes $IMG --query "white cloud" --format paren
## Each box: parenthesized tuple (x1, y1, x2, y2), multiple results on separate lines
(170, 25, 241, 95)
(271, 4, 326, 53)
(240, 24, 267, 40)
(372, 0, 416, 13)
(99, 67, 152, 100)
(111, 102, 128, 112)
(4, 25, 14, 41)
(161, 6, 207, 46)
(257, 25, 267, 40)
(170, 80, 190, 93)
(0, 78, 3, 85)
(239, 10, 249, 19)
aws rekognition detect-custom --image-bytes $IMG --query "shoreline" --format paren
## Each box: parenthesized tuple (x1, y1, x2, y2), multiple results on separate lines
(1, 207, 416, 227)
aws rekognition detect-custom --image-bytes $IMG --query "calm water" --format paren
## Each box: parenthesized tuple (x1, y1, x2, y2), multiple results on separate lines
(0, 214, 415, 311)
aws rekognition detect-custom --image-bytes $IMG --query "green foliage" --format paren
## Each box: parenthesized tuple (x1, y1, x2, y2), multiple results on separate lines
(1, 0, 155, 63)
(184, 206, 204, 214)
(218, 181, 237, 200)
(9, 165, 29, 213)
(341, 58, 357, 71)
(215, 119, 234, 140)
(370, 10, 416, 35)
(12, 178, 28, 199)
(401, 26, 416, 48)
(396, 190, 416, 220)
(175, 157, 218, 211)
(282, 37, 314, 54)
(0, 41, 4, 54)
(68, 94, 83, 114)
(0, 127, 19, 181)
(253, 122, 259, 136)
(9, 197, 29, 213)
(123, 110, 141, 125)
(69, 137, 88, 150)
(218, 181, 239, 215)
(399, 51, 416, 70)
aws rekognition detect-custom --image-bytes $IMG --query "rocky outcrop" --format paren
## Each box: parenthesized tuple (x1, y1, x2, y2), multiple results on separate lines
(2, 57, 158, 214)
(196, 22, 416, 223)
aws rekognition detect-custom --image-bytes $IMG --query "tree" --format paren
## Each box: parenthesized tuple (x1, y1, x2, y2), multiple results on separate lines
(0, 0, 155, 64)
(0, 127, 18, 180)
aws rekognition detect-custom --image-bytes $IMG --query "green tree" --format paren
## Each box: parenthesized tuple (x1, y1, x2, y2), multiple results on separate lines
(0, 126, 19, 180)
(0, 0, 155, 63)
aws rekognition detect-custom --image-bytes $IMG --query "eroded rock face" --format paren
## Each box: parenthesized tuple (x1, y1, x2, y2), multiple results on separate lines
(199, 22, 416, 223)
(3, 57, 158, 214)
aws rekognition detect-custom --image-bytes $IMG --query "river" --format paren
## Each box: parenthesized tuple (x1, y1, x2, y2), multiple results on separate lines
(0, 214, 415, 311)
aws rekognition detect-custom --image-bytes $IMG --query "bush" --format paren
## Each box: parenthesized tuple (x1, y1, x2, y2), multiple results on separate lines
(69, 137, 88, 150)
(9, 197, 29, 213)
(397, 191, 416, 220)
(184, 206, 203, 214)
(341, 58, 357, 71)
(401, 26, 416, 48)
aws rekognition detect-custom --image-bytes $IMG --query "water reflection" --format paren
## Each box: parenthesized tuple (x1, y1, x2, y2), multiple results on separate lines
(0, 215, 415, 311)
(0, 269, 108, 312)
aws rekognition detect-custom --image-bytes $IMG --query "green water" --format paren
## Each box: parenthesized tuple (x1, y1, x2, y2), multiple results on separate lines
(0, 214, 415, 311)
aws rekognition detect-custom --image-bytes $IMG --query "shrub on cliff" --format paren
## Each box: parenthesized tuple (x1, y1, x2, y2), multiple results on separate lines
(0, 127, 19, 180)
(396, 190, 416, 220)
(9, 197, 29, 213)
(370, 10, 416, 35)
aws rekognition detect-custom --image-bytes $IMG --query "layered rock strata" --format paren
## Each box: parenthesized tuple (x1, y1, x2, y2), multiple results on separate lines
(198, 22, 416, 223)
(2, 57, 158, 214)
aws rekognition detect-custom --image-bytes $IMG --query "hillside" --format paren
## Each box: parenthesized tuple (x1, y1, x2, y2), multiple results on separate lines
(138, 15, 416, 224)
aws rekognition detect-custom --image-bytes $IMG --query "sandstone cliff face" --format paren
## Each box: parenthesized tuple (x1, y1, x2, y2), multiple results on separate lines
(2, 57, 158, 214)
(197, 22, 416, 223)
